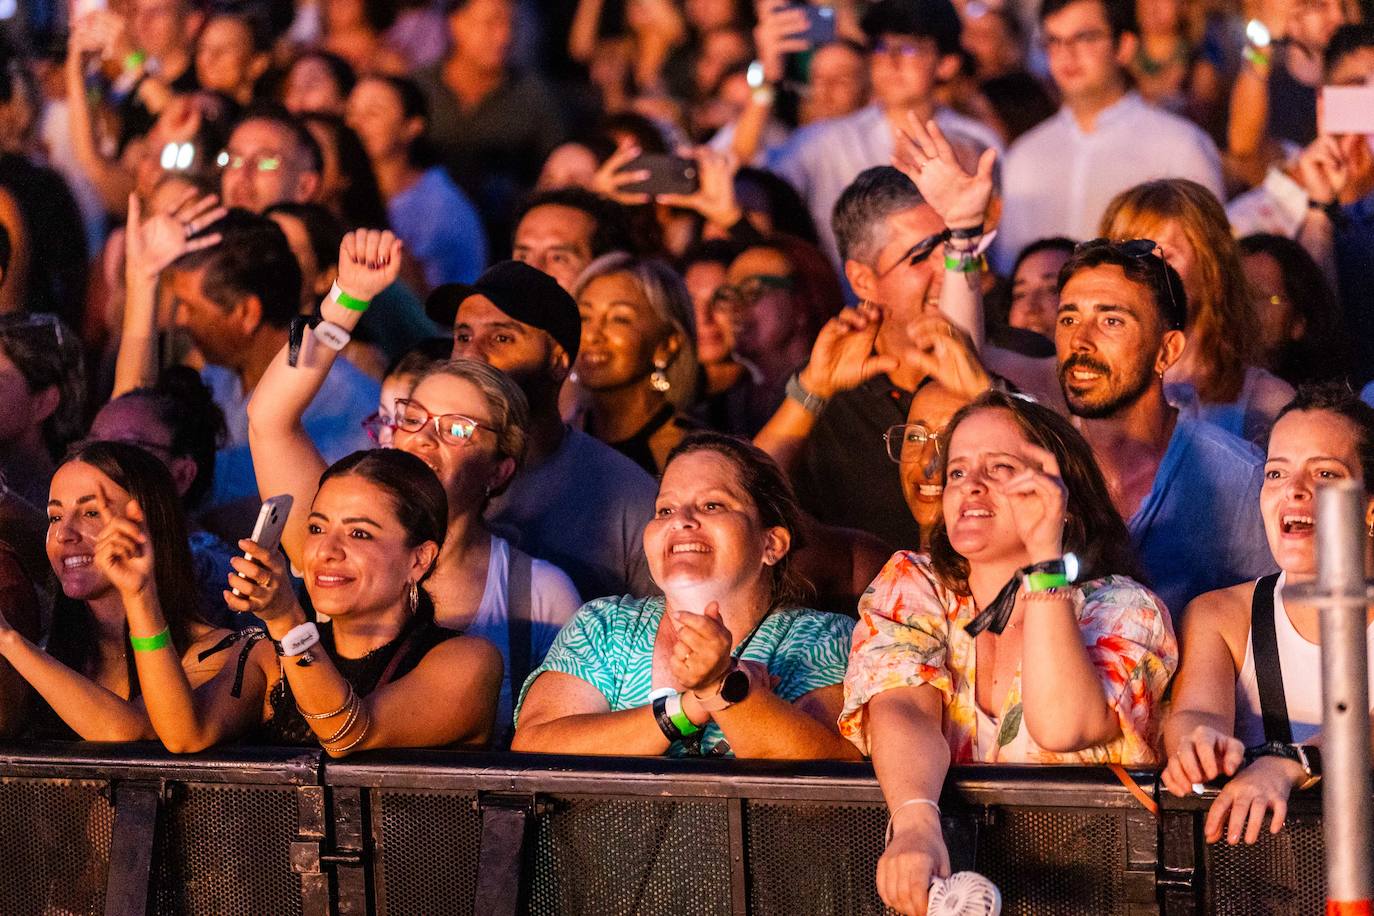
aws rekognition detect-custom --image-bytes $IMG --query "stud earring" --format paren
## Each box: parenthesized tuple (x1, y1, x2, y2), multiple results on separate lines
(650, 358, 671, 393)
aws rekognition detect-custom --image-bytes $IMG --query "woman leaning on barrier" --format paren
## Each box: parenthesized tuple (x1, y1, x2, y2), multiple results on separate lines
(513, 432, 860, 760)
(100, 448, 503, 755)
(840, 391, 1177, 916)
(0, 442, 232, 740)
(1163, 385, 1374, 845)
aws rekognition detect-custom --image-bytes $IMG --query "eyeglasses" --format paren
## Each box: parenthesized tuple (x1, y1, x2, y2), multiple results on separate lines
(872, 38, 939, 60)
(1043, 28, 1111, 54)
(216, 151, 282, 173)
(884, 424, 944, 463)
(710, 275, 794, 317)
(877, 230, 951, 278)
(392, 399, 493, 446)
(361, 411, 395, 445)
(1071, 238, 1185, 330)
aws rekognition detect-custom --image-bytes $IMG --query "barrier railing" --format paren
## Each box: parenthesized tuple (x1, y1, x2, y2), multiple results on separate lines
(0, 742, 1334, 915)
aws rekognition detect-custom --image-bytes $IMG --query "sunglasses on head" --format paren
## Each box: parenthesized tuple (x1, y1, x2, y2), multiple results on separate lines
(877, 229, 952, 278)
(1072, 238, 1185, 330)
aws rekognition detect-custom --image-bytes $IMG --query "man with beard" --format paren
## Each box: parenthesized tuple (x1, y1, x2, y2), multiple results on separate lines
(1055, 240, 1275, 620)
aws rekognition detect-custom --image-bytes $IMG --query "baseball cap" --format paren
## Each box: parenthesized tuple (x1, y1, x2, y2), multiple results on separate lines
(425, 261, 582, 362)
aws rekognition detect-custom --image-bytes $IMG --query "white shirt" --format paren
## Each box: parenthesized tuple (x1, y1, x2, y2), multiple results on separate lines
(770, 103, 1004, 265)
(993, 92, 1225, 271)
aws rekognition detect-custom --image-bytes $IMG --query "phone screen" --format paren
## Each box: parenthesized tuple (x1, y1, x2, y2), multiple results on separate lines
(1321, 85, 1374, 136)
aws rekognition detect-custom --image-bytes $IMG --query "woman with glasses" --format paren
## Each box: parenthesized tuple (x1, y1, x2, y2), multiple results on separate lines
(573, 253, 702, 475)
(247, 229, 579, 745)
(1100, 179, 1294, 443)
(363, 338, 458, 448)
(0, 442, 231, 740)
(842, 391, 1175, 915)
(514, 432, 859, 761)
(106, 448, 502, 754)
(707, 235, 842, 436)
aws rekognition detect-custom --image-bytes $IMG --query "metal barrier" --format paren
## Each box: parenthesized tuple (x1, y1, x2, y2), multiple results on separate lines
(0, 742, 1337, 915)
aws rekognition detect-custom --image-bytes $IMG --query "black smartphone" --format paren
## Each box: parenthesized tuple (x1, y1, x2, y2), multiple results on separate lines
(788, 3, 837, 46)
(620, 154, 700, 197)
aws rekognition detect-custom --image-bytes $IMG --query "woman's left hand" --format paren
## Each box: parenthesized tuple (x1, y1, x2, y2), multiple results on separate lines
(92, 492, 156, 600)
(990, 443, 1068, 565)
(670, 603, 734, 692)
(1204, 756, 1304, 845)
(225, 539, 300, 625)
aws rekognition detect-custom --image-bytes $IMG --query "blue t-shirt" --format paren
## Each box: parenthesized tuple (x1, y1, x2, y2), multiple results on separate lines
(1129, 416, 1276, 622)
(204, 358, 379, 507)
(388, 167, 488, 289)
(516, 595, 855, 757)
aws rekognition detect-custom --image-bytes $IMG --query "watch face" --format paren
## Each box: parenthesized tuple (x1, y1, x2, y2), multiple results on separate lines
(720, 668, 751, 704)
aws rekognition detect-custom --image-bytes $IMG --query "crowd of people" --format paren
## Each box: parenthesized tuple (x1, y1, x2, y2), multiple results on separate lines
(1, 0, 1372, 911)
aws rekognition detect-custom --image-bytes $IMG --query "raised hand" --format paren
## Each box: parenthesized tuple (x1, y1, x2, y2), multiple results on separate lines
(796, 301, 899, 399)
(590, 139, 653, 206)
(989, 442, 1068, 565)
(224, 538, 300, 623)
(1297, 134, 1351, 207)
(899, 314, 992, 399)
(656, 147, 744, 229)
(1163, 725, 1245, 797)
(126, 190, 226, 285)
(1204, 756, 1304, 845)
(893, 114, 996, 232)
(670, 602, 734, 693)
(92, 492, 156, 599)
(337, 228, 404, 302)
(754, 0, 812, 84)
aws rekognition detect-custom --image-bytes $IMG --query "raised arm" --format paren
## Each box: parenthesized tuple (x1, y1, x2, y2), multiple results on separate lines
(247, 230, 402, 565)
(63, 14, 136, 216)
(114, 191, 226, 397)
(568, 0, 607, 63)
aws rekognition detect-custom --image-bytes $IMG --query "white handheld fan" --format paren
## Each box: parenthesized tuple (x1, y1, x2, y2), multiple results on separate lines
(927, 871, 1002, 916)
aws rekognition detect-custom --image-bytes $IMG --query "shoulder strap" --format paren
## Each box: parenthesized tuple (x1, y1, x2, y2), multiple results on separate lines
(507, 548, 534, 699)
(1249, 573, 1293, 744)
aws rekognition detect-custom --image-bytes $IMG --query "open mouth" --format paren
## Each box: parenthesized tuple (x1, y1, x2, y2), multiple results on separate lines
(961, 507, 993, 519)
(669, 542, 712, 555)
(1281, 513, 1314, 535)
(62, 554, 94, 570)
(918, 484, 943, 498)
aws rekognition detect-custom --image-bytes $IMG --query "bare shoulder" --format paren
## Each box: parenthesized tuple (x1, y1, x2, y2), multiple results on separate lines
(1180, 580, 1257, 655)
(428, 633, 503, 671)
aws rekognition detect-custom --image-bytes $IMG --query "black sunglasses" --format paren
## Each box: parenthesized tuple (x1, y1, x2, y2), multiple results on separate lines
(877, 229, 952, 278)
(1072, 238, 1186, 330)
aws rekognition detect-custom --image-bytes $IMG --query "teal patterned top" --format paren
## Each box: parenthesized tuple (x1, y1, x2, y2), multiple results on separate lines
(515, 595, 856, 757)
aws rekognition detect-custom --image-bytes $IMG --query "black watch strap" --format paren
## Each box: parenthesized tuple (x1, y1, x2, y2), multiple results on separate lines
(652, 694, 681, 742)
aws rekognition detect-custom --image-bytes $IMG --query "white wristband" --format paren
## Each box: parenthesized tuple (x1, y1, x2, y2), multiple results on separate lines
(312, 319, 351, 351)
(277, 621, 321, 657)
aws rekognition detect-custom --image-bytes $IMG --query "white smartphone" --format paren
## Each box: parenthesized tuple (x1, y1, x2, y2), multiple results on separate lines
(1321, 85, 1374, 136)
(230, 494, 293, 597)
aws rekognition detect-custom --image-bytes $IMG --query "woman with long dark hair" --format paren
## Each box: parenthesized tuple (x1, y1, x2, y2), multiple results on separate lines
(108, 449, 503, 754)
(842, 391, 1176, 915)
(0, 442, 229, 739)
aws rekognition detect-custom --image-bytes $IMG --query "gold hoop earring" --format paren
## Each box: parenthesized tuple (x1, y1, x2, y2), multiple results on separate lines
(406, 581, 419, 615)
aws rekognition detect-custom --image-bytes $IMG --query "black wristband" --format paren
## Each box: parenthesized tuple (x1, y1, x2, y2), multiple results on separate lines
(287, 314, 322, 367)
(651, 694, 680, 742)
(948, 224, 985, 240)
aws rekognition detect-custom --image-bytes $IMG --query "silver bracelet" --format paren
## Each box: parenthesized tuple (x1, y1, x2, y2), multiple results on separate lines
(885, 797, 941, 846)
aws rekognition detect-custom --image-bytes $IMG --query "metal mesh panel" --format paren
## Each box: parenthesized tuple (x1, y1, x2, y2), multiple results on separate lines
(1204, 815, 1325, 916)
(371, 790, 482, 916)
(151, 783, 302, 916)
(744, 800, 889, 916)
(528, 795, 732, 916)
(0, 778, 113, 916)
(973, 807, 1128, 916)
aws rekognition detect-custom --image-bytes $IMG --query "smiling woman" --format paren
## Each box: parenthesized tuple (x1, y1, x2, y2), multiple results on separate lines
(513, 432, 859, 761)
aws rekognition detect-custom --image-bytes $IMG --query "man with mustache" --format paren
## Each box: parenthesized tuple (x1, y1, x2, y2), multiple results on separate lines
(1055, 240, 1275, 621)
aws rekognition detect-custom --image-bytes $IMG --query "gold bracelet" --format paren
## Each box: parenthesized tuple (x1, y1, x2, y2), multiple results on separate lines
(1024, 586, 1074, 602)
(323, 705, 372, 754)
(296, 685, 356, 720)
(320, 693, 363, 744)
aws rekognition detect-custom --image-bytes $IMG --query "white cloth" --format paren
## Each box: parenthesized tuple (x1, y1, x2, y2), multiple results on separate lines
(769, 103, 1004, 265)
(993, 92, 1225, 271)
(456, 536, 581, 748)
(1235, 572, 1374, 746)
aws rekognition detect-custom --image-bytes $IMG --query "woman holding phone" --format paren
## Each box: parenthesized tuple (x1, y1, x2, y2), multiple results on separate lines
(102, 448, 503, 754)
(245, 228, 578, 745)
(841, 392, 1176, 916)
(513, 432, 858, 760)
(0, 442, 230, 739)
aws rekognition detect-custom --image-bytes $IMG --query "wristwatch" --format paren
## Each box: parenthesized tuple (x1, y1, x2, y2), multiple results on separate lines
(694, 663, 753, 712)
(785, 372, 827, 415)
(1243, 740, 1322, 790)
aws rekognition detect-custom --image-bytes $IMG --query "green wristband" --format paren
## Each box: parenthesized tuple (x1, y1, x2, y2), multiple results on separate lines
(1242, 45, 1271, 70)
(124, 51, 148, 72)
(330, 282, 371, 313)
(130, 628, 171, 652)
(1024, 571, 1070, 593)
(943, 253, 986, 274)
(668, 699, 701, 737)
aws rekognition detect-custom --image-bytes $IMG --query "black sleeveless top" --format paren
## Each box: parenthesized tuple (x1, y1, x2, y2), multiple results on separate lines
(252, 613, 455, 746)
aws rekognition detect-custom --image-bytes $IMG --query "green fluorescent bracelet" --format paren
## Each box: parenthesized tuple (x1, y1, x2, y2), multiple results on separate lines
(130, 628, 172, 652)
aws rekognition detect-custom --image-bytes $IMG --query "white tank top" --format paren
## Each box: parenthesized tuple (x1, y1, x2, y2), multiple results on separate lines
(1234, 572, 1374, 746)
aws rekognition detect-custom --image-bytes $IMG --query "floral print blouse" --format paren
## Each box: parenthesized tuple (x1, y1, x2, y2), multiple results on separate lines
(839, 551, 1177, 766)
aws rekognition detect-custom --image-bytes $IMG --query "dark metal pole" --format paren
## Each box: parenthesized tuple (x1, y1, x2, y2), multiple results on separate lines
(1313, 482, 1372, 915)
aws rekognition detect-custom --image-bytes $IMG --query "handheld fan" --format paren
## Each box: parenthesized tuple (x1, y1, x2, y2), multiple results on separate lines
(927, 871, 1002, 916)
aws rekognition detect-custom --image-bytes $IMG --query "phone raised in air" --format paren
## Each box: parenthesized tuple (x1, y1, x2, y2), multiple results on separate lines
(230, 494, 293, 597)
(789, 3, 837, 46)
(1321, 85, 1374, 137)
(620, 154, 700, 197)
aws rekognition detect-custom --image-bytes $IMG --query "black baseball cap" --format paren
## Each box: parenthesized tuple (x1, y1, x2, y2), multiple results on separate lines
(425, 260, 582, 362)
